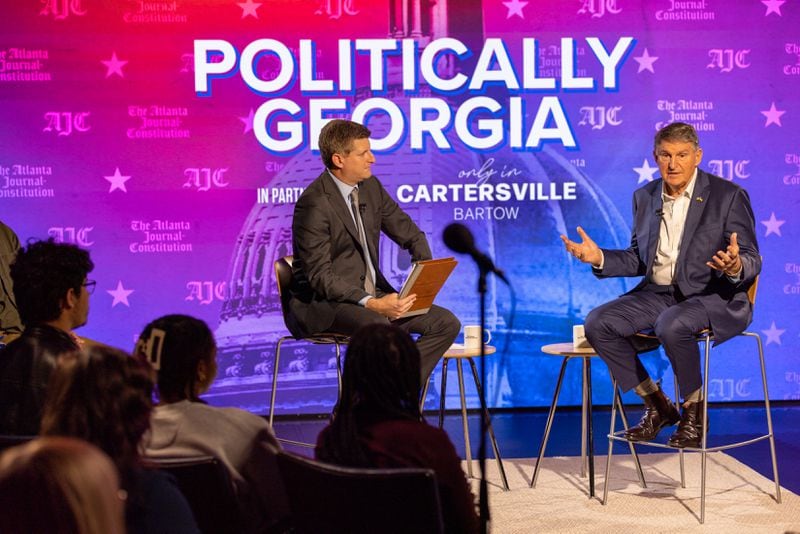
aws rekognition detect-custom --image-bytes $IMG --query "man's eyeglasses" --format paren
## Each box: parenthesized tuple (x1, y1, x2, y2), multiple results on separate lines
(82, 280, 97, 295)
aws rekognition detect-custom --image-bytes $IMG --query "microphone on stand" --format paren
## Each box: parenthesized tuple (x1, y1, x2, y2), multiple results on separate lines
(442, 223, 509, 284)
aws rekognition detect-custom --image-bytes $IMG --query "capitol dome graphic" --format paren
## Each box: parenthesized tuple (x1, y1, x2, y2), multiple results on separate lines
(205, 125, 637, 414)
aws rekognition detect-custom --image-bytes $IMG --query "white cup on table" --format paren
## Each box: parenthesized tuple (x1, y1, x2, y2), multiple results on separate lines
(463, 325, 491, 349)
(573, 324, 592, 349)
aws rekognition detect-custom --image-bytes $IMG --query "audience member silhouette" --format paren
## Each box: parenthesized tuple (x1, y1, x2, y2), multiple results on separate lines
(0, 238, 93, 434)
(40, 346, 200, 534)
(137, 314, 288, 532)
(0, 436, 125, 534)
(10, 238, 94, 336)
(316, 324, 478, 533)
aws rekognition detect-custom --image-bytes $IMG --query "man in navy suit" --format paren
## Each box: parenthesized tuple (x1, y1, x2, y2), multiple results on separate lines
(561, 122, 760, 448)
(288, 120, 460, 381)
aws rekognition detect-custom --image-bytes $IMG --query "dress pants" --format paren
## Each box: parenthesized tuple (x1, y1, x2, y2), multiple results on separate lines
(329, 303, 460, 382)
(584, 287, 711, 399)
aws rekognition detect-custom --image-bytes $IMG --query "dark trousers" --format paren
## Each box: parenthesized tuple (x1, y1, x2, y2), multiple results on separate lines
(584, 287, 710, 400)
(329, 303, 460, 382)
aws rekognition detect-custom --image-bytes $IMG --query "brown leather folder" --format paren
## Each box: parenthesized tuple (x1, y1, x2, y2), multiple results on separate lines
(395, 257, 458, 318)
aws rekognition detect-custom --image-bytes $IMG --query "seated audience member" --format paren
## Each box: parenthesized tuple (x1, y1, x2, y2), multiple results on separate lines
(0, 436, 125, 534)
(316, 324, 478, 534)
(9, 238, 94, 340)
(40, 346, 200, 534)
(0, 238, 94, 434)
(0, 326, 79, 434)
(0, 220, 22, 344)
(137, 314, 287, 533)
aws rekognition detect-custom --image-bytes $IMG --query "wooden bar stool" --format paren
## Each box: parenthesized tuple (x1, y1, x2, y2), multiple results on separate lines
(421, 345, 509, 491)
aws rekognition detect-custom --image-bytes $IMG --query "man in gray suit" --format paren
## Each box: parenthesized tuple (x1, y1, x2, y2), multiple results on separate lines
(561, 122, 760, 448)
(288, 119, 460, 381)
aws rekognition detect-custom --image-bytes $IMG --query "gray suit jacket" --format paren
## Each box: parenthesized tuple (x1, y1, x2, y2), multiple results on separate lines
(597, 169, 761, 344)
(287, 171, 431, 337)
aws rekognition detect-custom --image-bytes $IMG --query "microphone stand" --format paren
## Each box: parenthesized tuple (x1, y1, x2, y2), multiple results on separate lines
(477, 265, 489, 534)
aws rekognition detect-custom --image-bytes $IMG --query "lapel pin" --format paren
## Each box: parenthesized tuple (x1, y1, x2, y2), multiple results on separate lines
(695, 196, 704, 202)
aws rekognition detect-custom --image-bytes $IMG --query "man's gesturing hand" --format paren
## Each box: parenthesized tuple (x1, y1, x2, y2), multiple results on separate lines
(707, 232, 743, 277)
(560, 226, 603, 267)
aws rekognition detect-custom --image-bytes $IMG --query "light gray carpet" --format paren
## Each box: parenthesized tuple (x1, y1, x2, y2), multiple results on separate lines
(466, 452, 798, 533)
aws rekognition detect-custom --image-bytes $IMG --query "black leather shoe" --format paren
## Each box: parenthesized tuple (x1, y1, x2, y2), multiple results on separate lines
(624, 388, 681, 442)
(667, 401, 705, 448)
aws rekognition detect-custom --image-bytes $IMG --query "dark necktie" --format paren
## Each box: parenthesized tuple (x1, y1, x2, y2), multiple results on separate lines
(349, 187, 375, 296)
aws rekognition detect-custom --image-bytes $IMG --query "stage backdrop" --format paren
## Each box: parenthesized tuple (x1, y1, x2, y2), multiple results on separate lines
(2, 0, 798, 415)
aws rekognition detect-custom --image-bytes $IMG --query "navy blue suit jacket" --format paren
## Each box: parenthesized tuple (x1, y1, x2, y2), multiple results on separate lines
(597, 169, 760, 344)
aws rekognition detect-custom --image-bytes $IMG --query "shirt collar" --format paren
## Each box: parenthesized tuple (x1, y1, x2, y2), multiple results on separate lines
(327, 169, 357, 198)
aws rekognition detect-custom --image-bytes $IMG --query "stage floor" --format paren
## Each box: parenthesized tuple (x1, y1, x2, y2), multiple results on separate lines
(272, 402, 800, 495)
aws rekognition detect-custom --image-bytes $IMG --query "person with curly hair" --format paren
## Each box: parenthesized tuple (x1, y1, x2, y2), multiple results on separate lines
(0, 436, 126, 534)
(316, 324, 478, 534)
(10, 238, 94, 334)
(0, 238, 94, 435)
(41, 346, 200, 534)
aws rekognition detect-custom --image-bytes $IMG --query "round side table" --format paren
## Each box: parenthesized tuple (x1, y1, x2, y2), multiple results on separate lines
(532, 343, 645, 498)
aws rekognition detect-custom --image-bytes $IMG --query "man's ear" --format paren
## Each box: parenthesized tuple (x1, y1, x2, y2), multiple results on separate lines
(63, 287, 78, 310)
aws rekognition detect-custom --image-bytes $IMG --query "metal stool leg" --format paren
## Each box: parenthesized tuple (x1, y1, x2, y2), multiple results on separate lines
(530, 357, 570, 488)
(602, 379, 619, 505)
(616, 389, 646, 488)
(420, 373, 431, 410)
(700, 337, 711, 524)
(456, 360, 474, 479)
(335, 342, 343, 396)
(438, 358, 450, 429)
(269, 337, 286, 426)
(673, 375, 685, 488)
(749, 332, 782, 503)
(467, 358, 509, 491)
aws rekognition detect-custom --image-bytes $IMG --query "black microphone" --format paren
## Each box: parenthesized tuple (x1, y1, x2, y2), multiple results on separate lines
(655, 208, 664, 218)
(442, 223, 508, 283)
(359, 203, 366, 215)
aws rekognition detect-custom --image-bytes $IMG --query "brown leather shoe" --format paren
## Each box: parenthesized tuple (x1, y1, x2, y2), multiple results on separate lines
(624, 388, 681, 442)
(667, 401, 705, 448)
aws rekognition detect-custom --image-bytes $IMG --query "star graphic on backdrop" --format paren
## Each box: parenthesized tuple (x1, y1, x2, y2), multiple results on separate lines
(104, 167, 131, 193)
(239, 108, 255, 134)
(107, 281, 134, 308)
(634, 159, 658, 183)
(503, 0, 528, 19)
(761, 212, 785, 236)
(633, 48, 658, 73)
(761, 102, 786, 127)
(762, 0, 785, 16)
(762, 321, 785, 345)
(101, 52, 128, 78)
(238, 0, 262, 18)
